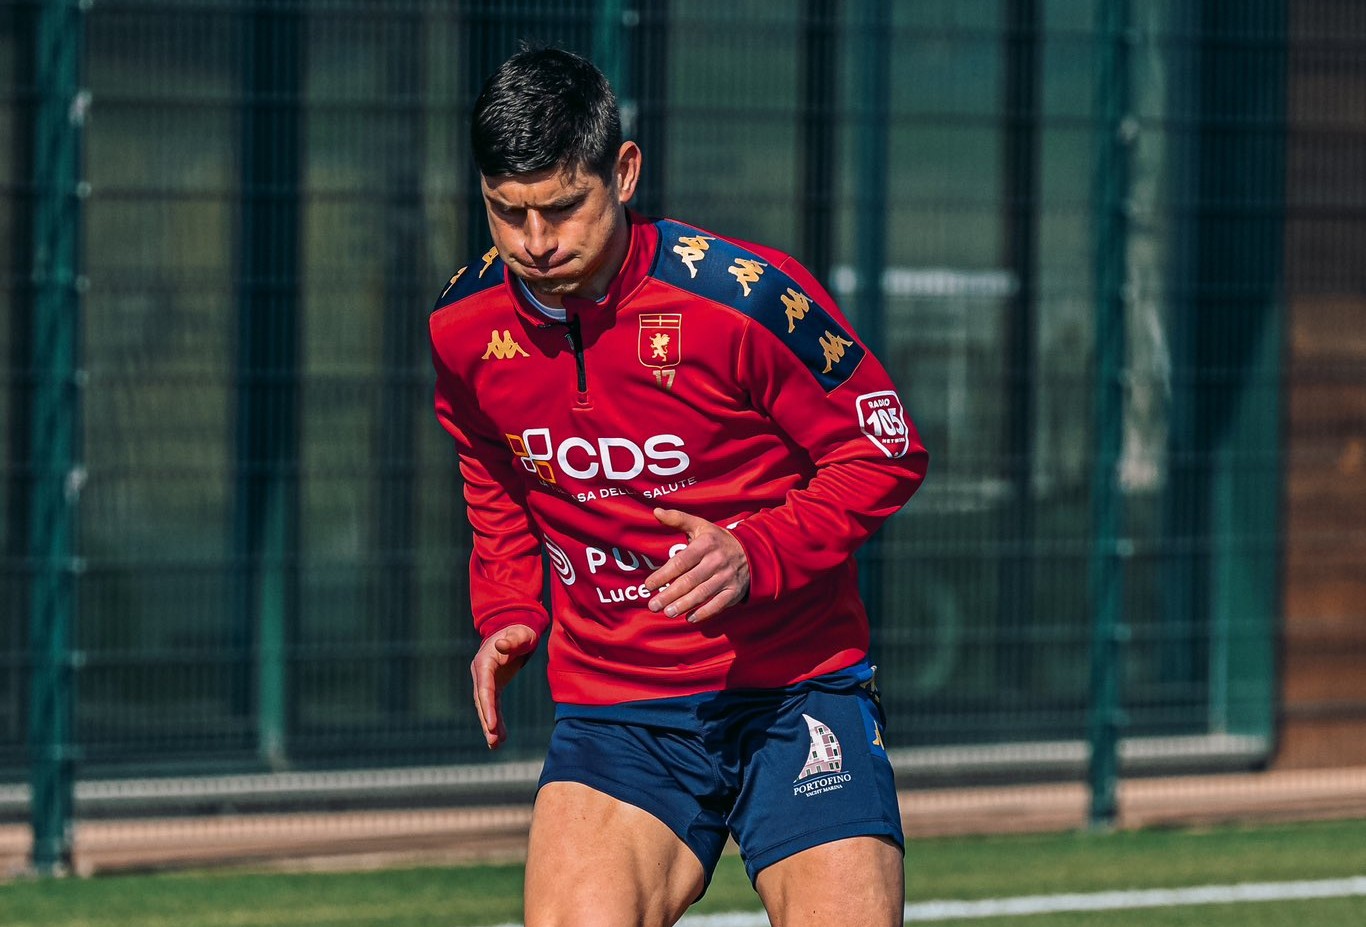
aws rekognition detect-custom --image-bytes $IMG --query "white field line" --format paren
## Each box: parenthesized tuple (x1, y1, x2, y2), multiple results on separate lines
(894, 877, 1366, 921)
(488, 875, 1366, 927)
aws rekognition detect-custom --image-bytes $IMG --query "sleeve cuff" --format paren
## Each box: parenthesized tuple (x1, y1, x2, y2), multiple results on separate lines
(728, 521, 779, 602)
(476, 610, 549, 643)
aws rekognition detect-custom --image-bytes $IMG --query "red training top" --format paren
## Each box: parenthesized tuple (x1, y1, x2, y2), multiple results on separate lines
(430, 212, 928, 705)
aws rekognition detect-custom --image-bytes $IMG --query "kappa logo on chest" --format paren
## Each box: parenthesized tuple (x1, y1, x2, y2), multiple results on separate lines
(482, 330, 529, 360)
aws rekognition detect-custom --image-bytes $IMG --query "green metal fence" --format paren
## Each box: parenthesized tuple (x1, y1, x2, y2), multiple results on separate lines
(0, 0, 1311, 873)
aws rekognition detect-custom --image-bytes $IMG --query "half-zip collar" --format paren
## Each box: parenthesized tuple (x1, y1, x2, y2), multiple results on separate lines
(505, 211, 660, 408)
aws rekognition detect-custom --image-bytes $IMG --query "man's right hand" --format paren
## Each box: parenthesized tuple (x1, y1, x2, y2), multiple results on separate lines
(470, 623, 539, 749)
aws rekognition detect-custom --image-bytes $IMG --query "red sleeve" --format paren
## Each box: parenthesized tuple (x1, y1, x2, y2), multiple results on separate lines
(430, 326, 550, 642)
(725, 254, 929, 601)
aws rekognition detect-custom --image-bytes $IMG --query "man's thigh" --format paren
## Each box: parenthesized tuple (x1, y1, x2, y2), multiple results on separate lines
(754, 834, 904, 927)
(524, 781, 706, 927)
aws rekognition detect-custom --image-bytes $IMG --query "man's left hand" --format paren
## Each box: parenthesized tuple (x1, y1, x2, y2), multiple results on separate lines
(644, 507, 750, 623)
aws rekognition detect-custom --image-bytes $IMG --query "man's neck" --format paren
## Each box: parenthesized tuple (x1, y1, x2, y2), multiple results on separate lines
(517, 276, 567, 321)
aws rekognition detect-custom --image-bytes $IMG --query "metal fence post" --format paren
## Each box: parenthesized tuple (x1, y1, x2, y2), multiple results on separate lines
(27, 0, 86, 877)
(1087, 0, 1133, 830)
(853, 0, 890, 628)
(593, 0, 626, 120)
(235, 4, 303, 769)
(799, 0, 839, 282)
(853, 0, 889, 353)
(376, 4, 425, 724)
(624, 0, 669, 217)
(1195, 0, 1285, 742)
(998, 0, 1041, 698)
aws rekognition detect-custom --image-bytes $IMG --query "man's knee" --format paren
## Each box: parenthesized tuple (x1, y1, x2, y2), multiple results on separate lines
(524, 877, 698, 927)
(754, 835, 905, 927)
(525, 782, 705, 927)
(523, 897, 647, 927)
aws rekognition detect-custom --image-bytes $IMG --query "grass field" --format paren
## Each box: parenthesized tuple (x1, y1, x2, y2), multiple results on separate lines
(4, 818, 1366, 926)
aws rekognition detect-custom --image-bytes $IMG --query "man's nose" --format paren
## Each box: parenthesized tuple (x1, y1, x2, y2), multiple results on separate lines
(524, 211, 556, 261)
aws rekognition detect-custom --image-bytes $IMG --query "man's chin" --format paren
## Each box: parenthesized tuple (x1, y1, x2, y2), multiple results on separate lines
(519, 274, 580, 298)
(530, 280, 578, 296)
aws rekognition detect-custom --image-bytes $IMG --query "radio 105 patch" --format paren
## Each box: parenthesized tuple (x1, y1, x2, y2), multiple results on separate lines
(856, 390, 912, 458)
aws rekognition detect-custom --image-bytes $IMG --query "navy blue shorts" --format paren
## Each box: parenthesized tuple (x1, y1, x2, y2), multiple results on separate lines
(538, 661, 903, 888)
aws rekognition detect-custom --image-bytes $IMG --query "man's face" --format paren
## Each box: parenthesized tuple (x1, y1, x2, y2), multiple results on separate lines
(481, 142, 640, 305)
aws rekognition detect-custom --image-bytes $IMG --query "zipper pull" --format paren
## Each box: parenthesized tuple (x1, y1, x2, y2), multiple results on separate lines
(566, 315, 588, 396)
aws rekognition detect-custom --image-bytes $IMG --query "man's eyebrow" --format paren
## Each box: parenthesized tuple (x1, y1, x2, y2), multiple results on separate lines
(483, 190, 518, 208)
(484, 189, 585, 211)
(543, 191, 586, 209)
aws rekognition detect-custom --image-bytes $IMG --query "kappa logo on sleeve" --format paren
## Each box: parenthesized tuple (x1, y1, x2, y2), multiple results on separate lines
(478, 246, 500, 277)
(819, 331, 855, 373)
(439, 266, 467, 299)
(728, 258, 767, 296)
(672, 235, 715, 277)
(856, 391, 912, 458)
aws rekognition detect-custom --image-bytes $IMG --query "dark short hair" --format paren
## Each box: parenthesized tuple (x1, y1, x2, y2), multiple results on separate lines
(471, 47, 622, 182)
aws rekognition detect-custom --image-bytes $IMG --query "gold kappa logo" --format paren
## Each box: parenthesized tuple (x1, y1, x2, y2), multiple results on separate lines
(780, 287, 811, 333)
(478, 246, 499, 278)
(728, 258, 767, 297)
(483, 330, 529, 360)
(440, 266, 467, 299)
(673, 235, 714, 278)
(819, 331, 854, 373)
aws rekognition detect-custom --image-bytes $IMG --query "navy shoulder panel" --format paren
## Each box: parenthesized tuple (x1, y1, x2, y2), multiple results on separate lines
(650, 219, 864, 392)
(431, 246, 505, 312)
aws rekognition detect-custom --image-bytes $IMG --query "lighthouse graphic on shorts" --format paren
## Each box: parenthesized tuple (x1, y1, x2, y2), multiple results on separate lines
(796, 714, 843, 780)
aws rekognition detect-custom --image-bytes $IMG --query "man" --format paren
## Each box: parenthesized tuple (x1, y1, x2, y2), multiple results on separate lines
(430, 47, 927, 927)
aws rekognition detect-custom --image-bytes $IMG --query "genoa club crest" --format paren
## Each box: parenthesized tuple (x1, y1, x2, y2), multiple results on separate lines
(638, 313, 682, 368)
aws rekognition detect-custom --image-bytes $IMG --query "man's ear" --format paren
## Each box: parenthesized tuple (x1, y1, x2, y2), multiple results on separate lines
(615, 141, 642, 204)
